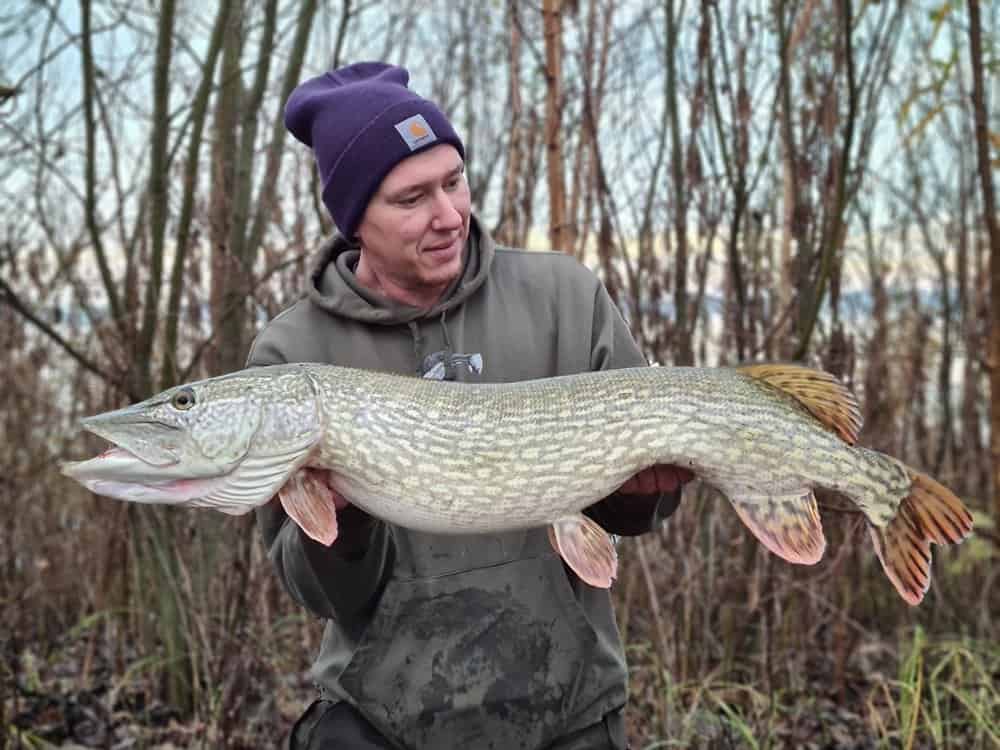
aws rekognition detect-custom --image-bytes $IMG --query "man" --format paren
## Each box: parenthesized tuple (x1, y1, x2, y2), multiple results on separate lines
(248, 62, 691, 750)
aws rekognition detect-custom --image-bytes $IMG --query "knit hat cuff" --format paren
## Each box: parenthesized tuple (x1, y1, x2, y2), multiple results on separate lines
(320, 99, 464, 238)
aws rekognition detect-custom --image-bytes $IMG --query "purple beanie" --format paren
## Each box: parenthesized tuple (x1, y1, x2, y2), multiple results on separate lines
(284, 62, 465, 238)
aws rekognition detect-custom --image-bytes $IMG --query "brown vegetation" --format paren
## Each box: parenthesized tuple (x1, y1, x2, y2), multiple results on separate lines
(2, 1, 998, 747)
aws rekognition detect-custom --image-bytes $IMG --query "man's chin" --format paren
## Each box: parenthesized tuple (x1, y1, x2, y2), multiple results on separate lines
(423, 239, 463, 268)
(419, 255, 463, 292)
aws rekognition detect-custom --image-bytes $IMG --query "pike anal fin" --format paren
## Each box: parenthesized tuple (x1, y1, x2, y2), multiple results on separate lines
(869, 469, 974, 606)
(548, 514, 618, 588)
(728, 488, 826, 565)
(278, 467, 341, 546)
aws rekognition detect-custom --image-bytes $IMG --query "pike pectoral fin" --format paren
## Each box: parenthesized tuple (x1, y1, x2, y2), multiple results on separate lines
(728, 489, 826, 565)
(278, 468, 341, 546)
(548, 514, 618, 589)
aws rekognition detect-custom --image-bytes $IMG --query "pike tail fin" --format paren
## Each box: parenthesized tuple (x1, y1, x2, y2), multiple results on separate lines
(868, 468, 974, 606)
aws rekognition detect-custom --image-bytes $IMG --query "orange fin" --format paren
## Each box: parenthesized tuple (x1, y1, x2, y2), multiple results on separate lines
(869, 468, 974, 606)
(729, 489, 826, 565)
(548, 514, 618, 588)
(738, 363, 862, 445)
(278, 467, 340, 546)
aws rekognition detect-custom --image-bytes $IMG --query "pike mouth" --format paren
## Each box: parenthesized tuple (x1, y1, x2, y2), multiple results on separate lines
(63, 438, 320, 514)
(63, 445, 167, 478)
(61, 446, 229, 505)
(79, 416, 182, 467)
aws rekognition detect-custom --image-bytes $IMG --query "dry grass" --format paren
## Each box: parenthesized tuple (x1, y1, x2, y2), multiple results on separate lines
(3, 320, 997, 749)
(5, 457, 996, 749)
(617, 486, 999, 749)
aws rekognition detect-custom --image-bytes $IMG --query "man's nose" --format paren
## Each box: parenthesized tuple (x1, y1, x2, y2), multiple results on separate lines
(430, 188, 463, 230)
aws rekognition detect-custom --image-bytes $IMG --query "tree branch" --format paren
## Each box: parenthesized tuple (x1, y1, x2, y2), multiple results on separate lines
(0, 278, 119, 388)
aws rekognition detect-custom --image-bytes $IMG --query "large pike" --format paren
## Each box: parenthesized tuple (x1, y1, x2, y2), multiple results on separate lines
(62, 363, 973, 604)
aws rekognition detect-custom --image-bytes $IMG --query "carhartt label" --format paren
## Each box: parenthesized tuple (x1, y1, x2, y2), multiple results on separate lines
(394, 114, 437, 151)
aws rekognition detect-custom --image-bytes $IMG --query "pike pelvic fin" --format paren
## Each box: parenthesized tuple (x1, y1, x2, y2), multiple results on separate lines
(868, 468, 974, 606)
(738, 364, 862, 445)
(278, 467, 341, 546)
(728, 488, 827, 565)
(548, 514, 618, 589)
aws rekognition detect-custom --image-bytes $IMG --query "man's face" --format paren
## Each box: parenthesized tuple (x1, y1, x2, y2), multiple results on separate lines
(355, 144, 471, 306)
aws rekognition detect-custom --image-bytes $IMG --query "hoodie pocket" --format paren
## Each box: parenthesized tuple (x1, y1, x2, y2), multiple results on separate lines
(338, 552, 620, 750)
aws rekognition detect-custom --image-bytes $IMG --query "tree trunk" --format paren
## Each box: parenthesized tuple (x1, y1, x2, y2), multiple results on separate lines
(793, 0, 856, 361)
(542, 0, 568, 252)
(966, 0, 1000, 524)
(209, 1, 244, 375)
(665, 0, 693, 365)
(244, 0, 320, 274)
(162, 0, 232, 388)
(775, 0, 804, 360)
(79, 0, 123, 333)
(495, 0, 524, 247)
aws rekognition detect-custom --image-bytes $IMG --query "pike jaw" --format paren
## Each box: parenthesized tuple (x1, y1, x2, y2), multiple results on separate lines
(62, 367, 322, 515)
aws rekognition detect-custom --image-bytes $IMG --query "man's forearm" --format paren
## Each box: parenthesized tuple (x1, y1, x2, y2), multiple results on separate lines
(258, 502, 394, 630)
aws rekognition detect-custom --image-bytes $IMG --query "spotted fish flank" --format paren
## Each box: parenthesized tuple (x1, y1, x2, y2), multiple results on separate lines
(62, 362, 974, 604)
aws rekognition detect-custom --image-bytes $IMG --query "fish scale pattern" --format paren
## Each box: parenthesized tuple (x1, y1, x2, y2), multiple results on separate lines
(300, 365, 911, 533)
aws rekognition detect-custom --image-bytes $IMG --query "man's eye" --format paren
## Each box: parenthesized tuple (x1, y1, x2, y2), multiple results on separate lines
(398, 194, 421, 207)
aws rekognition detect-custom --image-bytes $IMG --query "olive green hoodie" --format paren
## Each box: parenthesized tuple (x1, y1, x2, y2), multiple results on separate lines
(248, 218, 679, 750)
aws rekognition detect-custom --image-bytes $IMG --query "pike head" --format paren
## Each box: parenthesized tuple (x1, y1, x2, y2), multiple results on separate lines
(62, 365, 323, 515)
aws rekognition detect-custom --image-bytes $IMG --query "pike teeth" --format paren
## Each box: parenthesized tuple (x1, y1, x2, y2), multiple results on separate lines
(62, 447, 162, 482)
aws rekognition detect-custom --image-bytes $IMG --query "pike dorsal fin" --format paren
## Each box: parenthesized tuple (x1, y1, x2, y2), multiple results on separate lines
(738, 363, 862, 445)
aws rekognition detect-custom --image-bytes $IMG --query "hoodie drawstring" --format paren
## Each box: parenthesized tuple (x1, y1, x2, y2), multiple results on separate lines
(408, 320, 425, 376)
(439, 308, 453, 353)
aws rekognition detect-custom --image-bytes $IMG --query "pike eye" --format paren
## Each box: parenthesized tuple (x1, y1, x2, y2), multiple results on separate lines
(171, 388, 196, 410)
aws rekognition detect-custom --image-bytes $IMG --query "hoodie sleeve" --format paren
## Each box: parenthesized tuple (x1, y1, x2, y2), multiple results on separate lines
(247, 334, 394, 627)
(582, 281, 683, 536)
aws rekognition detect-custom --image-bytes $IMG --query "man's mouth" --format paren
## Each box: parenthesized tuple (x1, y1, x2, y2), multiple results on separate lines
(425, 237, 459, 253)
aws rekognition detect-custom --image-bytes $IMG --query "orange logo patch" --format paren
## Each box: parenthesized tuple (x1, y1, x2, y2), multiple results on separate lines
(394, 114, 437, 150)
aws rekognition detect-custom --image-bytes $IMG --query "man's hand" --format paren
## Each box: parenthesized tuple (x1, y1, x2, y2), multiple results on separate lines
(617, 464, 695, 495)
(331, 488, 351, 510)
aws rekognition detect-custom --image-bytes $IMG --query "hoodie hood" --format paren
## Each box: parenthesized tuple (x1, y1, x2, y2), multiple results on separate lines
(307, 216, 495, 325)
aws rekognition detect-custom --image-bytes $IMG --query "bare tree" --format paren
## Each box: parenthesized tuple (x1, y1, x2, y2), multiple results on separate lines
(495, 0, 527, 246)
(966, 0, 1000, 524)
(543, 0, 569, 252)
(774, 0, 902, 361)
(663, 0, 694, 365)
(162, 0, 234, 386)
